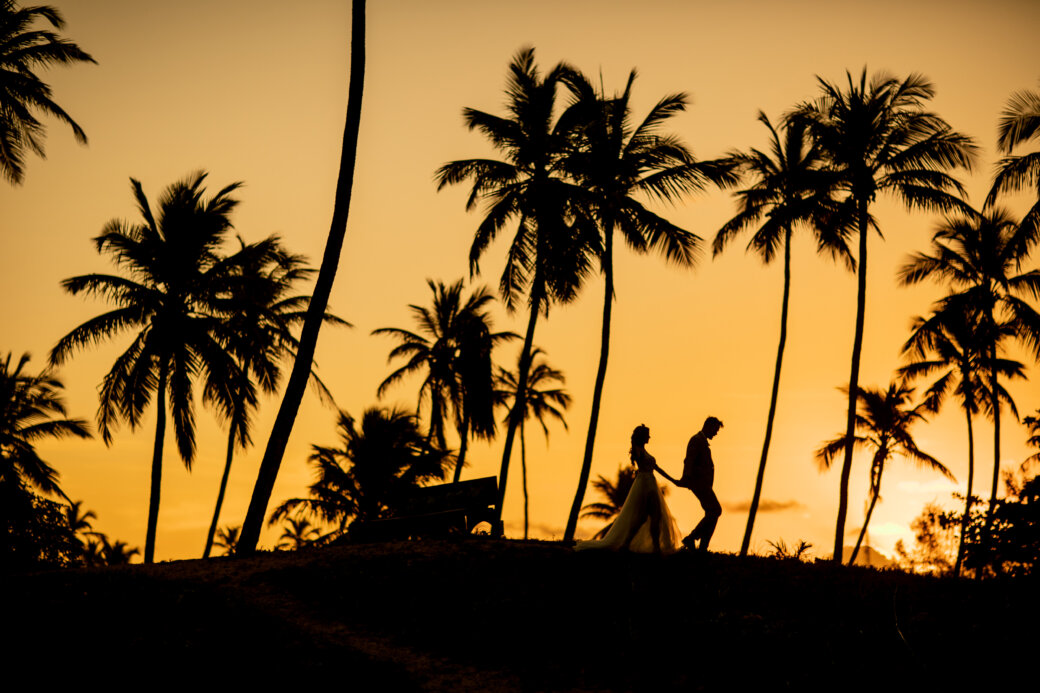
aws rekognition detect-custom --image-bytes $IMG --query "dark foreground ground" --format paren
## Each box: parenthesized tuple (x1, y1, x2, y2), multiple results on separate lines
(8, 539, 1035, 690)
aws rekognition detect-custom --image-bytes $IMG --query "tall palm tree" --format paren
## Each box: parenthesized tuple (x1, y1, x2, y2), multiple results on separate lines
(987, 83, 1040, 236)
(494, 348, 570, 538)
(435, 47, 598, 527)
(201, 243, 347, 559)
(816, 381, 952, 565)
(900, 302, 1025, 575)
(0, 0, 95, 184)
(239, 0, 366, 555)
(796, 68, 977, 562)
(561, 69, 738, 542)
(899, 206, 1040, 555)
(713, 111, 853, 557)
(51, 172, 264, 563)
(373, 279, 513, 482)
(269, 406, 453, 540)
(0, 352, 90, 500)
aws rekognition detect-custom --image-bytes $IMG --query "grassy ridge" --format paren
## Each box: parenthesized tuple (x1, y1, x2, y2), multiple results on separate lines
(8, 539, 1032, 689)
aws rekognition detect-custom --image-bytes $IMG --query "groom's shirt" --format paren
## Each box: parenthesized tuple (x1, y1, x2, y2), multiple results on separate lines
(682, 432, 714, 489)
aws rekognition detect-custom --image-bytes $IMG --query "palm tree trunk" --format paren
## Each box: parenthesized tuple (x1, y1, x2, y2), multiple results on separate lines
(954, 403, 975, 576)
(203, 429, 236, 558)
(238, 0, 365, 555)
(521, 417, 529, 540)
(848, 458, 883, 565)
(143, 361, 169, 564)
(982, 343, 1002, 570)
(494, 294, 540, 534)
(453, 414, 469, 483)
(741, 227, 792, 557)
(834, 201, 869, 564)
(565, 219, 615, 542)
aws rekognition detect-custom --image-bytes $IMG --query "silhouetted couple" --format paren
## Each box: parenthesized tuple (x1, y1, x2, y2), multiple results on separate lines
(576, 417, 724, 555)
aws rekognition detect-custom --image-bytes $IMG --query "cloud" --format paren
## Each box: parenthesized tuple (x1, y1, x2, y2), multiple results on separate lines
(725, 498, 804, 513)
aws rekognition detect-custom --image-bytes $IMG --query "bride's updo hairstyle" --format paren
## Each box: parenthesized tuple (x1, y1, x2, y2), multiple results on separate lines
(630, 424, 650, 462)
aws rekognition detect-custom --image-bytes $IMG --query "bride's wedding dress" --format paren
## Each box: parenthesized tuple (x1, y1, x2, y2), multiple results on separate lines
(576, 450, 682, 554)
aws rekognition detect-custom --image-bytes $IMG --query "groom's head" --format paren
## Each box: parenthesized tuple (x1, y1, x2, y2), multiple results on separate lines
(703, 416, 723, 438)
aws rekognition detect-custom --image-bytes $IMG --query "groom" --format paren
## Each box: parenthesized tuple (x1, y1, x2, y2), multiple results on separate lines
(678, 416, 723, 552)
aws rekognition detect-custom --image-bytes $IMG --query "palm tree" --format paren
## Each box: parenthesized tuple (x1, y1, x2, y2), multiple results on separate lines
(435, 47, 599, 527)
(900, 302, 1025, 575)
(238, 0, 366, 555)
(64, 499, 96, 555)
(373, 279, 513, 482)
(580, 465, 639, 540)
(713, 111, 853, 557)
(276, 516, 319, 550)
(201, 243, 347, 559)
(269, 406, 453, 540)
(0, 0, 95, 184)
(561, 69, 738, 543)
(987, 83, 1040, 236)
(796, 68, 977, 562)
(1024, 409, 1040, 467)
(0, 352, 90, 500)
(899, 206, 1040, 555)
(494, 348, 570, 538)
(212, 525, 239, 556)
(816, 381, 952, 565)
(51, 172, 263, 563)
(98, 535, 139, 565)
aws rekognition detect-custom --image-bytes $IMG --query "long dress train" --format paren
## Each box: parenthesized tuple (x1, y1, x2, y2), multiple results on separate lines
(576, 456, 681, 554)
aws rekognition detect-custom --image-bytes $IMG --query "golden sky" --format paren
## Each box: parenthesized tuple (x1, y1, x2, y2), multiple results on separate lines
(3, 0, 1039, 562)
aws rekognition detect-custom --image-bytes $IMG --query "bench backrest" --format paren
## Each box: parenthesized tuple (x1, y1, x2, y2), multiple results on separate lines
(394, 476, 498, 516)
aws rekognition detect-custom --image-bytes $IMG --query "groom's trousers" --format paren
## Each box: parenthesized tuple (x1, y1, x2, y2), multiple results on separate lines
(685, 484, 721, 550)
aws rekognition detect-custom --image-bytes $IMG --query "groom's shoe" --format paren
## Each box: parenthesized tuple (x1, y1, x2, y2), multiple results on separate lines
(681, 535, 697, 551)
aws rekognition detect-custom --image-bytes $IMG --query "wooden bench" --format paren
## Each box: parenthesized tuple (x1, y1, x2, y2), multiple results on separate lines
(349, 476, 501, 542)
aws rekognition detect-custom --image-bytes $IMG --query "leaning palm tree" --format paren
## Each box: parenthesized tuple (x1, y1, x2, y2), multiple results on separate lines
(494, 348, 570, 538)
(51, 172, 264, 563)
(795, 68, 977, 563)
(900, 301, 1025, 575)
(986, 82, 1040, 236)
(435, 47, 599, 527)
(201, 243, 347, 559)
(713, 111, 853, 557)
(269, 406, 453, 540)
(0, 0, 96, 184)
(373, 279, 513, 482)
(0, 352, 90, 500)
(816, 381, 953, 566)
(239, 0, 366, 555)
(561, 68, 738, 542)
(899, 206, 1040, 555)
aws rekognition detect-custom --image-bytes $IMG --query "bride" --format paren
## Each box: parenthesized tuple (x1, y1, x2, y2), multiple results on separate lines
(575, 424, 682, 554)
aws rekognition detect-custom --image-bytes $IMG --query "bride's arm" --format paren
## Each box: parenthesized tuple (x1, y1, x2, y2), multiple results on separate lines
(648, 453, 680, 485)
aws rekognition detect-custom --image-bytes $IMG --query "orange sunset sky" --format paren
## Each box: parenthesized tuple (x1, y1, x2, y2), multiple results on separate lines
(3, 0, 1039, 562)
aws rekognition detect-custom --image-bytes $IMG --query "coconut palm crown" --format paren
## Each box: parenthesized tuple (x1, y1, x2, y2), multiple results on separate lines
(713, 111, 853, 556)
(795, 68, 977, 563)
(0, 0, 96, 184)
(50, 172, 273, 563)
